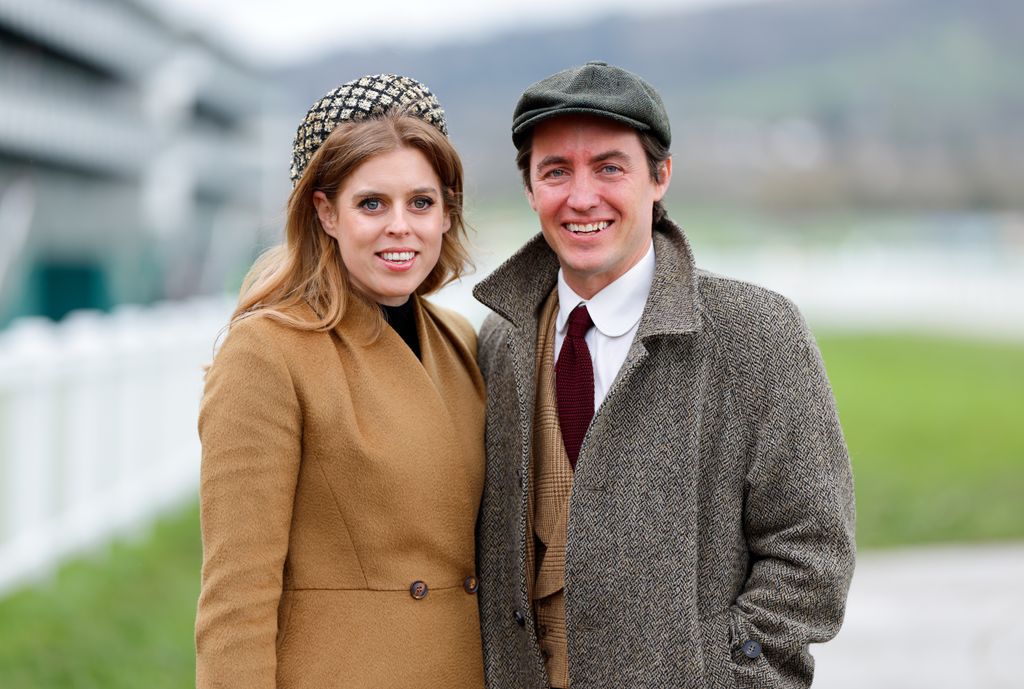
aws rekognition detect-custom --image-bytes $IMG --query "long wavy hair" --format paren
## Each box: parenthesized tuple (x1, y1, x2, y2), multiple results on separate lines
(231, 113, 469, 333)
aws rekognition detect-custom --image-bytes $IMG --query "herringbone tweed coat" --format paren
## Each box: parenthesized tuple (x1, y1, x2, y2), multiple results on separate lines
(472, 217, 856, 689)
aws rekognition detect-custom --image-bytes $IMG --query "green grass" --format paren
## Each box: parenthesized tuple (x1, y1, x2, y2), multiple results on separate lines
(0, 505, 201, 689)
(0, 333, 1021, 685)
(818, 333, 1024, 548)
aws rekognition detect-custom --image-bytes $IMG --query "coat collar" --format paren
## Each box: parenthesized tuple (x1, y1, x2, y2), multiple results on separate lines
(473, 214, 702, 338)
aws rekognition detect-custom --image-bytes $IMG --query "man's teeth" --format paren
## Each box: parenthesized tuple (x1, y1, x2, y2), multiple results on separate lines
(380, 251, 415, 261)
(566, 222, 610, 234)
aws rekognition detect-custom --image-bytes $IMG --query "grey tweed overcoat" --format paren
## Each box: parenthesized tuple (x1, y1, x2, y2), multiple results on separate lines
(472, 217, 856, 689)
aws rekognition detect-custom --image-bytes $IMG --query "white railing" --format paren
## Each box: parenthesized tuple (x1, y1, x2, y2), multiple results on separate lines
(0, 283, 473, 598)
(1, 241, 1021, 596)
(0, 296, 232, 594)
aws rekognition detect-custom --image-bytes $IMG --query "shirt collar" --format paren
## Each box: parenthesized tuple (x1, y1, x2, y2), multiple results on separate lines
(556, 242, 656, 338)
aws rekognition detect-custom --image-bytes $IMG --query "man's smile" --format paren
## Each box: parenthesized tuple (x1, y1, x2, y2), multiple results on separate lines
(565, 221, 611, 235)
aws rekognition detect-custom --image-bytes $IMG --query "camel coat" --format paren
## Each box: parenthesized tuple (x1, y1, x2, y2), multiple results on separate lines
(195, 295, 486, 689)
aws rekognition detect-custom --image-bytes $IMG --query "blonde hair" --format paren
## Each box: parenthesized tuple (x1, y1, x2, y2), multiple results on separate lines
(231, 113, 469, 333)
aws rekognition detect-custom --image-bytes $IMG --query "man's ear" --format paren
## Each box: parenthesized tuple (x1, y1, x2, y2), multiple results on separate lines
(654, 156, 673, 201)
(525, 185, 538, 212)
(312, 191, 338, 237)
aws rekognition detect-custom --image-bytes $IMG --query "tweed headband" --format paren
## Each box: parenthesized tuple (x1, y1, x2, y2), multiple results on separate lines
(289, 74, 448, 187)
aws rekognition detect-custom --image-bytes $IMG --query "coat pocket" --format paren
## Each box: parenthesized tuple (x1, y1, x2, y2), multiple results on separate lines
(276, 590, 297, 655)
(699, 608, 738, 689)
(726, 608, 780, 689)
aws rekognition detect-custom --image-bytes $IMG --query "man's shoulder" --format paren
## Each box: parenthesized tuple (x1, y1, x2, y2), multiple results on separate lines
(479, 310, 511, 339)
(478, 311, 513, 355)
(696, 269, 801, 316)
(684, 271, 829, 409)
(693, 269, 812, 347)
(473, 311, 518, 381)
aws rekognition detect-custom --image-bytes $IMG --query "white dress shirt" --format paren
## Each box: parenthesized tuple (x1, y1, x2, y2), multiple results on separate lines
(554, 242, 655, 412)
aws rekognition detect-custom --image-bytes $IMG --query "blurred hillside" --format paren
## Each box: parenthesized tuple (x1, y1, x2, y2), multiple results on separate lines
(279, 0, 1024, 212)
(4, 0, 1021, 325)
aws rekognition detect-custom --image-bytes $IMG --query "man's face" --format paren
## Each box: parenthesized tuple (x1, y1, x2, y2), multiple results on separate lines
(526, 114, 671, 299)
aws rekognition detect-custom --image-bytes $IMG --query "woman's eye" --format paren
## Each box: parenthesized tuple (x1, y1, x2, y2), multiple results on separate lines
(360, 198, 382, 211)
(411, 197, 434, 210)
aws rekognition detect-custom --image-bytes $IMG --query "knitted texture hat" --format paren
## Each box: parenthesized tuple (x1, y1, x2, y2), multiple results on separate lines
(289, 74, 447, 187)
(512, 61, 670, 149)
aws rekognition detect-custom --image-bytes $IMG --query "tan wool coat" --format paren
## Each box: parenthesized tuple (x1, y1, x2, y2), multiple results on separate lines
(195, 295, 486, 689)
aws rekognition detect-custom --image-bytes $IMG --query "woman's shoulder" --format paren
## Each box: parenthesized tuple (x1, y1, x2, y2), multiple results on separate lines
(215, 306, 331, 367)
(419, 297, 477, 351)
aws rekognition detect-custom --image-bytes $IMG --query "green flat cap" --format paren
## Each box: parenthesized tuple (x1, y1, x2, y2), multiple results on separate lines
(512, 61, 671, 149)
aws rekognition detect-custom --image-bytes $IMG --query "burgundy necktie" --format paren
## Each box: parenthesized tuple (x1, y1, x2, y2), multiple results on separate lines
(556, 304, 595, 470)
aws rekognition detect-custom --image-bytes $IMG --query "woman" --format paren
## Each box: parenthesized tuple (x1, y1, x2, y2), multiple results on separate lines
(195, 75, 485, 689)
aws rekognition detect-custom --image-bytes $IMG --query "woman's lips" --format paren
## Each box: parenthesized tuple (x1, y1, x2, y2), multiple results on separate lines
(376, 250, 418, 271)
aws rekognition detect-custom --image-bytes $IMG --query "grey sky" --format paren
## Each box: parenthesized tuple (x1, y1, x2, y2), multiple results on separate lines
(151, 0, 775, 66)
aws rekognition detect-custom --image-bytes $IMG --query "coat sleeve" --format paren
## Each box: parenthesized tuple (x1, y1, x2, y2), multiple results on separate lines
(476, 312, 505, 382)
(732, 306, 856, 689)
(195, 317, 302, 689)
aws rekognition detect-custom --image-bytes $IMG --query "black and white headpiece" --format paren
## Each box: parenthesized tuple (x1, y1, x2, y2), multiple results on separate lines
(289, 74, 448, 187)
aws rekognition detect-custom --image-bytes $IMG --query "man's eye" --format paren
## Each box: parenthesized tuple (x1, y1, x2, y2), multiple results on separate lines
(601, 164, 621, 174)
(545, 168, 567, 178)
(411, 197, 434, 210)
(360, 198, 382, 211)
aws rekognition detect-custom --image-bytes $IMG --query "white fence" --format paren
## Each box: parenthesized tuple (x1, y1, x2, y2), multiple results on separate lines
(0, 296, 231, 594)
(1, 241, 1021, 596)
(698, 244, 1024, 341)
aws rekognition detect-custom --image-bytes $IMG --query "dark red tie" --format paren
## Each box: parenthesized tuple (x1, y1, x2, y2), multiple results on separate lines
(556, 304, 595, 470)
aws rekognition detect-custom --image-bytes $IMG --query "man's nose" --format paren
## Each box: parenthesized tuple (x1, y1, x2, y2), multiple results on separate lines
(567, 175, 599, 211)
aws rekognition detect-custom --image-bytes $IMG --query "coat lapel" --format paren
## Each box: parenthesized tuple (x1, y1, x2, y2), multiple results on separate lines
(474, 231, 560, 510)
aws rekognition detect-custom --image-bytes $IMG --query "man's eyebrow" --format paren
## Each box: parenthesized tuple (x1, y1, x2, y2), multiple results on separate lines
(536, 155, 570, 171)
(592, 150, 630, 163)
(535, 150, 632, 172)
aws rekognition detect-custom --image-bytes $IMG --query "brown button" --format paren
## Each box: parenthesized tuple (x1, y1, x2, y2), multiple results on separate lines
(409, 580, 428, 600)
(463, 575, 479, 594)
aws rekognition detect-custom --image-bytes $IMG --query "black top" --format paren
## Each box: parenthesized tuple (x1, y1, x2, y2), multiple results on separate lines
(380, 299, 421, 360)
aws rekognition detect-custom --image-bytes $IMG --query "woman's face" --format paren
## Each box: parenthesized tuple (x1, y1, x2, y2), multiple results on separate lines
(314, 146, 450, 306)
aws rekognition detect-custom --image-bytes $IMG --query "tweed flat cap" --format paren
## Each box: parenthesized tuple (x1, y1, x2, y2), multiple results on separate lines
(512, 61, 670, 149)
(289, 74, 447, 187)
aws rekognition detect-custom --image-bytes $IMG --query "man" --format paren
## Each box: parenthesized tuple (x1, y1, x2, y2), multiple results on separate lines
(472, 61, 855, 689)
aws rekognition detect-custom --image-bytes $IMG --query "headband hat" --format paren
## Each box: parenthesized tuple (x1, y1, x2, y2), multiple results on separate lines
(289, 74, 448, 187)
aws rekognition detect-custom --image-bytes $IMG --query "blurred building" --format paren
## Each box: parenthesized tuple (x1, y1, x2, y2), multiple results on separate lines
(0, 0, 285, 326)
